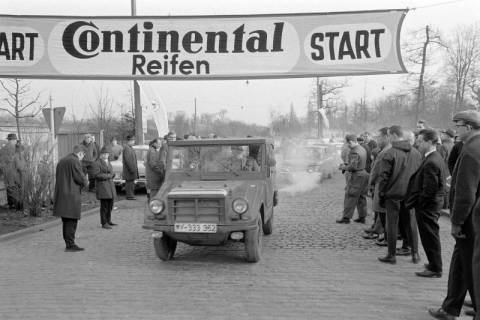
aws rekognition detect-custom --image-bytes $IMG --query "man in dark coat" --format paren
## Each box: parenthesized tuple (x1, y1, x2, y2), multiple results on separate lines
(429, 110, 480, 320)
(408, 129, 447, 278)
(91, 146, 117, 229)
(336, 134, 369, 224)
(53, 145, 88, 252)
(122, 135, 138, 200)
(377, 125, 422, 264)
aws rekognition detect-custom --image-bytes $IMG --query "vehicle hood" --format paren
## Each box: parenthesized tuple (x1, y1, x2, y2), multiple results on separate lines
(164, 180, 260, 198)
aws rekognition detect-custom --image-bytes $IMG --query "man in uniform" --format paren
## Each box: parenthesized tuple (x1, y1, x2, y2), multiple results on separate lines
(336, 134, 369, 224)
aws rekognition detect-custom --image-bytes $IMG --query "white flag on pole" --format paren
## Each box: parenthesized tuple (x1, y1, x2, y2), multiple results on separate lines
(138, 82, 169, 137)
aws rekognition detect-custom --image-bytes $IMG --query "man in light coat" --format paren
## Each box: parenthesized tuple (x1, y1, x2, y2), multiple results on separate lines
(53, 145, 88, 252)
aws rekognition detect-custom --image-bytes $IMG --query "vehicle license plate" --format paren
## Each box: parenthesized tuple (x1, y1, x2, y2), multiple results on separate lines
(174, 223, 217, 233)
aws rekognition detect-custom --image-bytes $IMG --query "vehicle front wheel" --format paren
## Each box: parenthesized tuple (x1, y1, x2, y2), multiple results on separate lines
(153, 234, 177, 261)
(245, 218, 263, 262)
(262, 209, 273, 235)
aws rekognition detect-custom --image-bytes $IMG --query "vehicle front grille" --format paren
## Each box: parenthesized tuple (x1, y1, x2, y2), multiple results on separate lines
(169, 198, 225, 224)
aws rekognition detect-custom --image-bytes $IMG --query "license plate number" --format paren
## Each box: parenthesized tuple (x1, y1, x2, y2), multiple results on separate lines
(174, 223, 217, 233)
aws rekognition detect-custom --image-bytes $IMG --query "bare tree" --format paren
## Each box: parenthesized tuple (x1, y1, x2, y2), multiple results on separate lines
(404, 25, 444, 122)
(310, 78, 348, 138)
(0, 78, 46, 140)
(88, 86, 115, 137)
(444, 23, 480, 112)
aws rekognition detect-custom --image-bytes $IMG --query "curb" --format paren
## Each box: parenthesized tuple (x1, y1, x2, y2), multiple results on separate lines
(0, 204, 103, 243)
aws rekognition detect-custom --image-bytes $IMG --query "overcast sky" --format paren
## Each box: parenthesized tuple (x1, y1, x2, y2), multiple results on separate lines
(1, 0, 479, 126)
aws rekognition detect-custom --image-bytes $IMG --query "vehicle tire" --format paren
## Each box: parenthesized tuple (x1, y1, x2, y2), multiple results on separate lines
(245, 218, 262, 263)
(262, 209, 273, 235)
(153, 234, 177, 261)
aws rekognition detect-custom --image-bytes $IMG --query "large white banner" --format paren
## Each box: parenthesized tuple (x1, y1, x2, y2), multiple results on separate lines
(0, 10, 407, 80)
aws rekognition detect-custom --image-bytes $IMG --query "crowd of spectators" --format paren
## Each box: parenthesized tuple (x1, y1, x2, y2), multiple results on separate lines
(337, 111, 480, 319)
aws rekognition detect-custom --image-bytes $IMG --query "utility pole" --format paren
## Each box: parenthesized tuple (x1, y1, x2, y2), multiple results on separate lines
(49, 94, 56, 193)
(131, 0, 143, 144)
(193, 98, 197, 135)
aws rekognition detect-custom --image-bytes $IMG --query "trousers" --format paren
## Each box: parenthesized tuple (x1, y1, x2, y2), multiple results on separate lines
(61, 217, 78, 248)
(100, 199, 113, 226)
(415, 200, 443, 273)
(342, 171, 369, 219)
(442, 214, 476, 316)
(125, 180, 135, 198)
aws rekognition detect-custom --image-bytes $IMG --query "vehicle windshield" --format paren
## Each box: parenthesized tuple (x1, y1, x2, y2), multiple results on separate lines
(169, 144, 262, 173)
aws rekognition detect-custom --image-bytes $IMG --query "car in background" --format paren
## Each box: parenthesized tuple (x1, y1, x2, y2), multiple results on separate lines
(111, 144, 149, 191)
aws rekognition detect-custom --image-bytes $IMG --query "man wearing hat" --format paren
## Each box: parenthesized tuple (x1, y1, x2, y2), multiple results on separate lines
(0, 133, 18, 209)
(91, 146, 117, 229)
(429, 110, 480, 320)
(53, 145, 88, 252)
(122, 135, 138, 200)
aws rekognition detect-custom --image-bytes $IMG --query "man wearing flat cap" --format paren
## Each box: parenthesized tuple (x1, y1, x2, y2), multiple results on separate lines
(429, 110, 480, 319)
(122, 135, 138, 200)
(53, 145, 88, 252)
(0, 133, 18, 209)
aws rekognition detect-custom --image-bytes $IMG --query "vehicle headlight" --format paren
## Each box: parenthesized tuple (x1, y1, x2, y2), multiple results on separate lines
(149, 200, 164, 215)
(232, 198, 248, 215)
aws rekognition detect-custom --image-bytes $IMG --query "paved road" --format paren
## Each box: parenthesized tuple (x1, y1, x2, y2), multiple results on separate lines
(0, 174, 471, 320)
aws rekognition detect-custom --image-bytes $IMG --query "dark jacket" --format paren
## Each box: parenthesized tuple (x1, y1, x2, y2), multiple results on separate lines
(0, 143, 16, 186)
(81, 141, 98, 175)
(91, 158, 116, 200)
(378, 140, 422, 200)
(369, 144, 391, 212)
(447, 141, 463, 175)
(53, 153, 88, 219)
(360, 142, 372, 173)
(450, 131, 480, 226)
(344, 144, 367, 172)
(122, 144, 139, 181)
(145, 147, 165, 190)
(406, 151, 447, 209)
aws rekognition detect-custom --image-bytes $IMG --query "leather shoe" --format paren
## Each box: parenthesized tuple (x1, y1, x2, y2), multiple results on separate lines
(65, 245, 84, 252)
(108, 222, 117, 226)
(396, 247, 411, 256)
(378, 255, 396, 264)
(416, 270, 442, 278)
(412, 253, 421, 264)
(102, 224, 112, 229)
(375, 239, 387, 247)
(428, 308, 456, 320)
(465, 309, 476, 317)
(362, 233, 379, 240)
(336, 218, 350, 224)
(127, 197, 137, 200)
(464, 301, 474, 308)
(354, 217, 366, 223)
(364, 228, 374, 234)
